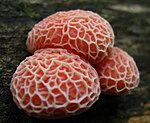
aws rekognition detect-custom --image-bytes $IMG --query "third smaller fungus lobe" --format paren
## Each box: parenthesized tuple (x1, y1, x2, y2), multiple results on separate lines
(95, 47, 140, 95)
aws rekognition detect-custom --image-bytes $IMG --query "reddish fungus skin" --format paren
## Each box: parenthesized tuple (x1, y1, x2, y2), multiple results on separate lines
(95, 47, 140, 95)
(10, 48, 100, 118)
(26, 9, 114, 65)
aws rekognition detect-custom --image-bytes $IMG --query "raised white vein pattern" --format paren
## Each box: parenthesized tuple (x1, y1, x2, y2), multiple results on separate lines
(10, 48, 100, 118)
(95, 47, 140, 95)
(26, 9, 114, 64)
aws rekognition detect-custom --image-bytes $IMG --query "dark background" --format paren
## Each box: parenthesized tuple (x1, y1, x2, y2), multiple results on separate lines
(0, 0, 150, 123)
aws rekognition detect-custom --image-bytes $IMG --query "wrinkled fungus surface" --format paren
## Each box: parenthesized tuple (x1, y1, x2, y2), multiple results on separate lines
(10, 48, 100, 118)
(95, 47, 139, 95)
(27, 9, 114, 64)
(10, 9, 141, 120)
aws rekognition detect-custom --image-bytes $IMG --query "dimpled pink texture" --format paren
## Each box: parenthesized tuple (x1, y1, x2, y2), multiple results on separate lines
(26, 9, 114, 64)
(95, 47, 140, 95)
(10, 48, 100, 118)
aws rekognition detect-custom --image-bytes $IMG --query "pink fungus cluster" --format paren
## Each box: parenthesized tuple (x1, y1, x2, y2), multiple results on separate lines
(10, 9, 140, 119)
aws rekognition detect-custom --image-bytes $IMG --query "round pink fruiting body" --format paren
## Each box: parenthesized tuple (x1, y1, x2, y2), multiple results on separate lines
(26, 9, 114, 65)
(10, 48, 100, 118)
(95, 47, 140, 95)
